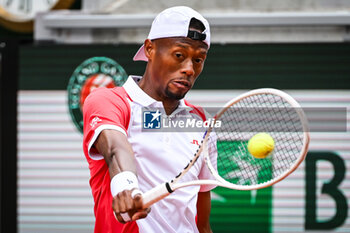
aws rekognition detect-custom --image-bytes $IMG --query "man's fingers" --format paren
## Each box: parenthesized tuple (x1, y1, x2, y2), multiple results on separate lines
(131, 189, 151, 221)
(113, 211, 126, 224)
(131, 210, 149, 221)
(133, 192, 144, 210)
(112, 196, 121, 214)
(131, 193, 150, 221)
(113, 190, 133, 223)
(123, 190, 135, 211)
(131, 189, 143, 199)
(113, 189, 149, 223)
(116, 192, 128, 213)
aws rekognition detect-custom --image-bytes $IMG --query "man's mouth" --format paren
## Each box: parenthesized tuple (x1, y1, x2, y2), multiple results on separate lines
(172, 80, 191, 89)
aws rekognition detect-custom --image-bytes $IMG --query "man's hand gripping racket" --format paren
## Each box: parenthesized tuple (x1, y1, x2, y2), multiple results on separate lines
(142, 88, 310, 209)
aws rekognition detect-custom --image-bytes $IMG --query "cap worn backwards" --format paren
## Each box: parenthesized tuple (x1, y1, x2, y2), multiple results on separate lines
(133, 6, 211, 61)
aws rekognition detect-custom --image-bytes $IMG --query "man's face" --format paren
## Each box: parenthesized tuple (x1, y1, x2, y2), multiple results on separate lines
(148, 36, 208, 100)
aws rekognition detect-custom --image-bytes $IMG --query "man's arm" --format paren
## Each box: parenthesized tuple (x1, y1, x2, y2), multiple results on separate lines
(95, 129, 149, 223)
(196, 191, 213, 233)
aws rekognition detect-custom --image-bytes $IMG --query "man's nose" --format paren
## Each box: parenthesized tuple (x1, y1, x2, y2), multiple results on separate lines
(181, 59, 194, 77)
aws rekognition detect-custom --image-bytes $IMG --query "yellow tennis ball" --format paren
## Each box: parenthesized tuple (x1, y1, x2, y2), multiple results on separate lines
(247, 133, 275, 159)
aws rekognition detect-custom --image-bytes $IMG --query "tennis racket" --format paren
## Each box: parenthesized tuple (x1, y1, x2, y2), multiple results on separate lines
(142, 88, 310, 209)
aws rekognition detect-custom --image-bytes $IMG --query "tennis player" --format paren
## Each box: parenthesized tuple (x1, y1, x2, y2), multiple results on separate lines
(83, 6, 215, 233)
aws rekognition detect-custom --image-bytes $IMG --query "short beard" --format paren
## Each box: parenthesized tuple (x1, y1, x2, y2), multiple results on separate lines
(165, 87, 186, 100)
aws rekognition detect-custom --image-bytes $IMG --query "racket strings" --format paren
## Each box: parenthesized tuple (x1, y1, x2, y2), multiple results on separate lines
(210, 93, 305, 186)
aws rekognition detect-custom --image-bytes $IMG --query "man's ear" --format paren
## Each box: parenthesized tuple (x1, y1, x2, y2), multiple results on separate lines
(144, 39, 154, 60)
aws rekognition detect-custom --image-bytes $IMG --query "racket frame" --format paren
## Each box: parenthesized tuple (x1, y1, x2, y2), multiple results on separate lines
(142, 88, 310, 208)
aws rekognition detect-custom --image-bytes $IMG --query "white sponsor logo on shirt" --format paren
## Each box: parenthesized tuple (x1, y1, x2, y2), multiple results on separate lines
(90, 116, 102, 127)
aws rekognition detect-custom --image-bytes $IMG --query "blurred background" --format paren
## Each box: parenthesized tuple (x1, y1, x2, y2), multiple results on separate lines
(1, 0, 349, 232)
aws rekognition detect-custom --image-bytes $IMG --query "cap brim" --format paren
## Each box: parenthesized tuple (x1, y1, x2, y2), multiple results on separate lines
(133, 44, 148, 61)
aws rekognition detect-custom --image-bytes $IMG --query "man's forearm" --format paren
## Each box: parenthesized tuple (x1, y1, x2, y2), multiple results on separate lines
(196, 191, 213, 233)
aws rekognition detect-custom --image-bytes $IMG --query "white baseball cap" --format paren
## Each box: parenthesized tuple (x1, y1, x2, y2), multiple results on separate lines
(133, 6, 211, 61)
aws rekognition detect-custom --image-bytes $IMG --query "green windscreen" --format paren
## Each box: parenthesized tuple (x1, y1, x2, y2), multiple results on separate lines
(19, 43, 350, 90)
(211, 141, 272, 233)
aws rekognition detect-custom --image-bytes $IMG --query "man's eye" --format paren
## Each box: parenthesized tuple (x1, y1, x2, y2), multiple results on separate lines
(175, 53, 183, 58)
(195, 58, 203, 64)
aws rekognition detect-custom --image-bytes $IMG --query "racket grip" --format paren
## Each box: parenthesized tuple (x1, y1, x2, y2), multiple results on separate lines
(142, 182, 172, 209)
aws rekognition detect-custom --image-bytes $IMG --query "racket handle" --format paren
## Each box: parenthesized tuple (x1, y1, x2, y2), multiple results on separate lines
(142, 182, 172, 209)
